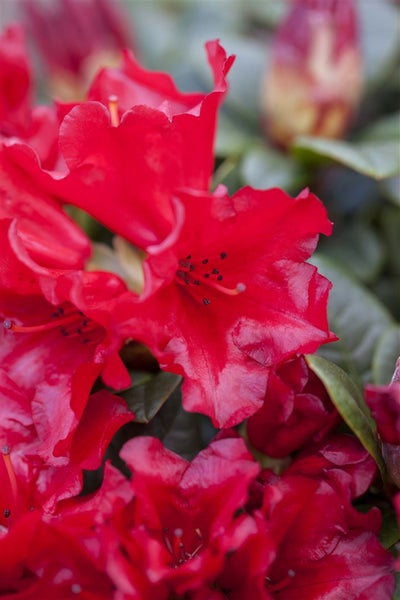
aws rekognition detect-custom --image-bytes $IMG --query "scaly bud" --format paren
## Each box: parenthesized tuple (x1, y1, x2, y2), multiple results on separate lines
(262, 0, 363, 148)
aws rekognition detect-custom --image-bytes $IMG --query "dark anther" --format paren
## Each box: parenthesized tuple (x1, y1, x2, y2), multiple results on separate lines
(3, 509, 10, 518)
(60, 328, 69, 337)
(189, 264, 195, 272)
(217, 275, 223, 282)
(186, 254, 192, 260)
(201, 258, 209, 264)
(212, 269, 219, 275)
(82, 338, 91, 344)
(51, 307, 64, 318)
(184, 276, 190, 285)
(79, 311, 84, 317)
(202, 298, 211, 305)
(220, 252, 227, 259)
(77, 328, 83, 335)
(194, 280, 200, 286)
(204, 273, 210, 278)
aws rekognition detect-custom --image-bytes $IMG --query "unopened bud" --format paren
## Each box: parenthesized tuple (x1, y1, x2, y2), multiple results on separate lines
(262, 0, 363, 148)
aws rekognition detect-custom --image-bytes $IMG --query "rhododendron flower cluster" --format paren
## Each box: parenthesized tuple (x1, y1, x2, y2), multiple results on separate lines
(0, 8, 397, 599)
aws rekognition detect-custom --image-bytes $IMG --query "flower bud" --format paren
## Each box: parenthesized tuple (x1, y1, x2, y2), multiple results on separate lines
(262, 0, 363, 148)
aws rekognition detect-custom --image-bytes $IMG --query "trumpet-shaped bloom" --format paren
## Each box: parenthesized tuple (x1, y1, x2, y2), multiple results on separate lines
(118, 186, 333, 427)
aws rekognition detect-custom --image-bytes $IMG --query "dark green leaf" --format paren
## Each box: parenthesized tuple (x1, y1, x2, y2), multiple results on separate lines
(305, 354, 385, 478)
(311, 254, 394, 386)
(372, 326, 400, 385)
(319, 221, 385, 284)
(379, 510, 400, 550)
(380, 206, 400, 276)
(292, 135, 400, 180)
(215, 112, 259, 158)
(120, 371, 182, 423)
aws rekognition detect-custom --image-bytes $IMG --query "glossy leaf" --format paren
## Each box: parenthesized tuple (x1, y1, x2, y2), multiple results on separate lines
(319, 221, 385, 283)
(379, 510, 400, 550)
(120, 371, 182, 423)
(306, 354, 385, 477)
(293, 135, 400, 180)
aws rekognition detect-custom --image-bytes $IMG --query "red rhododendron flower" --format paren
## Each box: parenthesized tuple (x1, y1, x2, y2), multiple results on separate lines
(0, 510, 116, 598)
(0, 205, 132, 460)
(365, 380, 400, 487)
(116, 185, 333, 427)
(13, 40, 233, 249)
(0, 27, 59, 167)
(247, 355, 339, 457)
(257, 435, 395, 599)
(96, 435, 272, 598)
(0, 367, 132, 523)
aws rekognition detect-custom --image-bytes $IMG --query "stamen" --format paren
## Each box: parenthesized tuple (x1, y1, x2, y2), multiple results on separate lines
(3, 313, 82, 334)
(173, 528, 184, 561)
(205, 280, 246, 296)
(3, 305, 103, 347)
(175, 251, 246, 303)
(108, 95, 120, 127)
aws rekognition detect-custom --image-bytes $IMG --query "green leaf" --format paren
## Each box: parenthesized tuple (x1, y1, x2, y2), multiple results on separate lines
(240, 144, 298, 190)
(380, 205, 400, 276)
(215, 112, 259, 158)
(292, 135, 400, 180)
(319, 221, 385, 284)
(395, 574, 400, 600)
(311, 254, 394, 386)
(372, 326, 400, 385)
(379, 510, 400, 550)
(120, 371, 182, 423)
(305, 354, 385, 478)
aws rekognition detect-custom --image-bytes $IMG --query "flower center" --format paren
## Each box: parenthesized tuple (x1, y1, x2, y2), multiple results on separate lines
(175, 252, 246, 306)
(2, 303, 104, 346)
(163, 527, 203, 567)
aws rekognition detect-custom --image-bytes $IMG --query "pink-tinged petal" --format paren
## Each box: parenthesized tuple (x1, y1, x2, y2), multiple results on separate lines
(0, 369, 36, 448)
(267, 531, 394, 600)
(118, 186, 333, 427)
